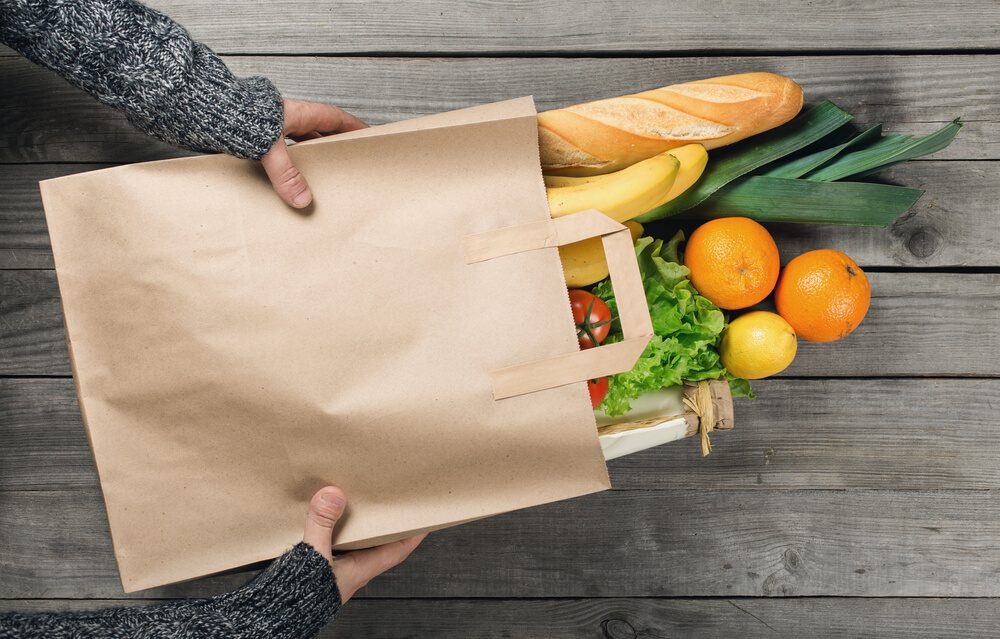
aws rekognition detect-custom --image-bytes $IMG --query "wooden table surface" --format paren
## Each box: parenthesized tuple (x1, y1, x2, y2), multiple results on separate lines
(2, 1, 999, 636)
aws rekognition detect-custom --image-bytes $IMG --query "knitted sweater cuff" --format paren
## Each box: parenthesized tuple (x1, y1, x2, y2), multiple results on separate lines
(0, 0, 286, 160)
(145, 52, 285, 160)
(212, 542, 342, 637)
(0, 543, 341, 638)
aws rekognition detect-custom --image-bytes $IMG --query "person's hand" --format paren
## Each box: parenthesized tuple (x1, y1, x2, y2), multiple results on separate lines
(261, 98, 368, 209)
(302, 486, 425, 602)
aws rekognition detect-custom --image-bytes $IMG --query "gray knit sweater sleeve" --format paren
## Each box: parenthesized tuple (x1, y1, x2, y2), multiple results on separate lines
(0, 0, 284, 159)
(0, 543, 341, 638)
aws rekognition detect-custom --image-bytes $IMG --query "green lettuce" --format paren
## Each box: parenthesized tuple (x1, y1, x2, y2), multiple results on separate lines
(592, 233, 752, 416)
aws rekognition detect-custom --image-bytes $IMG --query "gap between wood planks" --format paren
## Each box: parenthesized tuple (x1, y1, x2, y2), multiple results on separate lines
(7, 374, 1000, 380)
(6, 266, 1000, 274)
(3, 487, 996, 495)
(5, 595, 1000, 601)
(115, 48, 1000, 58)
(5, 48, 1000, 59)
(1, 157, 993, 167)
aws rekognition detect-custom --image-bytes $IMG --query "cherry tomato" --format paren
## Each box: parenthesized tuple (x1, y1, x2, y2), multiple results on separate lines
(588, 377, 609, 409)
(569, 289, 612, 349)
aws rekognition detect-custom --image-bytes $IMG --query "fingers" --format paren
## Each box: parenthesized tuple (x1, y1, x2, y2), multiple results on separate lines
(302, 486, 348, 562)
(260, 140, 312, 208)
(350, 534, 426, 576)
(331, 533, 427, 602)
(289, 131, 324, 142)
(283, 98, 367, 137)
(261, 99, 366, 207)
(299, 486, 425, 603)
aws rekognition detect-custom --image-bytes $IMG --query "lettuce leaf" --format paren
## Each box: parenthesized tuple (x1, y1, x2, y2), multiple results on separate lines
(726, 374, 755, 400)
(592, 233, 751, 416)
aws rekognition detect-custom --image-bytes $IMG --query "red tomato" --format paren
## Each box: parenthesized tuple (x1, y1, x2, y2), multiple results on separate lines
(588, 377, 609, 409)
(569, 289, 612, 349)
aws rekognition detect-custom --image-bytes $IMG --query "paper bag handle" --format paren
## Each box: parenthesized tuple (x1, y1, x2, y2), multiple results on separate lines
(465, 209, 653, 400)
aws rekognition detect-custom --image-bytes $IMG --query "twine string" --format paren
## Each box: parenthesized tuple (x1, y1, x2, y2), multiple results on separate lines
(682, 381, 716, 457)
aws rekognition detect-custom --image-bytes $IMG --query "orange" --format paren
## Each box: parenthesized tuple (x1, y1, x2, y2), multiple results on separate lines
(684, 217, 780, 310)
(774, 249, 870, 342)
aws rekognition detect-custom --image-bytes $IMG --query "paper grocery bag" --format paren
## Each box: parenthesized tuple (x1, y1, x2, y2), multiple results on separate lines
(40, 97, 652, 592)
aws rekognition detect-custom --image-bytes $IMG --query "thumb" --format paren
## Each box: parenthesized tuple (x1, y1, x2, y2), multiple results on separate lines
(260, 140, 313, 209)
(302, 486, 347, 561)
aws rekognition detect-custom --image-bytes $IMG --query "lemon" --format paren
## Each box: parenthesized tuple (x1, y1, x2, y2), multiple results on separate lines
(721, 311, 797, 379)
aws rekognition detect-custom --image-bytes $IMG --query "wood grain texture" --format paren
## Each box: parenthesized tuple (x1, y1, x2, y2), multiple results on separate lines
(784, 271, 1000, 376)
(3, 2, 1000, 622)
(0, 164, 109, 270)
(3, 161, 998, 270)
(3, 270, 997, 377)
(3, 486, 1000, 598)
(4, 597, 1000, 638)
(99, 0, 1000, 54)
(0, 270, 68, 375)
(4, 377, 999, 493)
(2, 54, 995, 163)
(0, 378, 95, 491)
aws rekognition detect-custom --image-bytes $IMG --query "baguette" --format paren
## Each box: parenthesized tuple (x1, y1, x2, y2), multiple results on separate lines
(538, 72, 803, 176)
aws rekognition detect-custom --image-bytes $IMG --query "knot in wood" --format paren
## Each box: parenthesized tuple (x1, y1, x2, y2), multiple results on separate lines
(601, 618, 637, 639)
(906, 227, 942, 259)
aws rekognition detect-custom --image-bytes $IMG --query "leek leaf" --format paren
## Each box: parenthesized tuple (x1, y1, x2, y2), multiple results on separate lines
(805, 119, 963, 181)
(760, 124, 882, 179)
(686, 176, 924, 227)
(636, 101, 853, 222)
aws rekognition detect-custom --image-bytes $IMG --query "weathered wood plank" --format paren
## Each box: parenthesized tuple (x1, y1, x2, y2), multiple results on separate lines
(0, 378, 95, 491)
(3, 378, 998, 492)
(620, 378, 1000, 490)
(4, 597, 1000, 638)
(0, 164, 109, 270)
(3, 161, 997, 270)
(2, 55, 995, 163)
(101, 0, 1000, 54)
(3, 270, 997, 377)
(0, 270, 69, 375)
(3, 487, 1000, 598)
(784, 271, 1000, 376)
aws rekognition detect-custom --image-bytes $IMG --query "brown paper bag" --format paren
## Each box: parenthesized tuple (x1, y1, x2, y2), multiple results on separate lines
(40, 97, 652, 592)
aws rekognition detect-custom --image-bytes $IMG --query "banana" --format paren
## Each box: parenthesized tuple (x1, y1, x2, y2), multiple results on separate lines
(549, 145, 707, 287)
(646, 144, 708, 209)
(546, 152, 679, 222)
(546, 143, 708, 206)
(560, 220, 644, 288)
(543, 174, 600, 188)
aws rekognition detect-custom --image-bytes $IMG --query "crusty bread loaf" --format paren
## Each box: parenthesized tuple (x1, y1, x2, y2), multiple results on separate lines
(538, 72, 803, 176)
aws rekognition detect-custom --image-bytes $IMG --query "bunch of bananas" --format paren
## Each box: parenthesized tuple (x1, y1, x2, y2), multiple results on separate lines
(545, 144, 708, 286)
